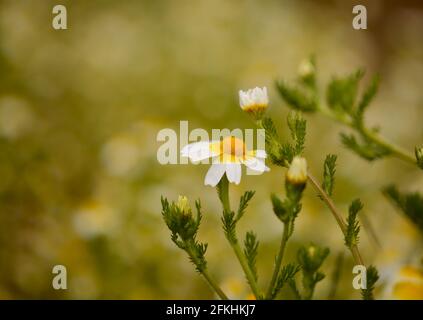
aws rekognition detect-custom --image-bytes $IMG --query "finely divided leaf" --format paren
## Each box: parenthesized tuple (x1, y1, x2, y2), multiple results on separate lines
(345, 199, 363, 248)
(322, 154, 337, 197)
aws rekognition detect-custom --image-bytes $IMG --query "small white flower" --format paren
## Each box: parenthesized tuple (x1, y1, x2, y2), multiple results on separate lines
(239, 87, 268, 118)
(181, 136, 269, 187)
(287, 156, 307, 185)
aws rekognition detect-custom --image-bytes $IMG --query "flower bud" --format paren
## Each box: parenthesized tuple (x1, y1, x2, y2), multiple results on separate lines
(297, 243, 329, 273)
(177, 195, 191, 217)
(287, 157, 307, 185)
(239, 87, 269, 120)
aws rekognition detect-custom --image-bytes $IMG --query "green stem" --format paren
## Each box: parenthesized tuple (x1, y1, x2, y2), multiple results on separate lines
(218, 175, 262, 299)
(201, 269, 229, 300)
(265, 221, 290, 299)
(185, 245, 229, 300)
(218, 175, 231, 213)
(232, 241, 261, 299)
(307, 172, 364, 267)
(361, 126, 415, 164)
(318, 106, 416, 165)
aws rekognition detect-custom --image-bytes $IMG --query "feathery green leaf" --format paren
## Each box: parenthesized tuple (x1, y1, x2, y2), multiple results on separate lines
(244, 231, 259, 282)
(361, 265, 379, 300)
(345, 199, 363, 249)
(322, 154, 337, 197)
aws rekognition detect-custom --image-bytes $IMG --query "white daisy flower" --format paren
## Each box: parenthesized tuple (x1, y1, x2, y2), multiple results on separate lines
(181, 136, 269, 187)
(286, 156, 307, 185)
(239, 87, 269, 119)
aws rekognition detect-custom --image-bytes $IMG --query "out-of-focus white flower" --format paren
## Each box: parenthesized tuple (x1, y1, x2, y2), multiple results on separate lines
(73, 200, 117, 239)
(101, 136, 141, 177)
(181, 136, 269, 187)
(239, 87, 268, 119)
(287, 156, 307, 185)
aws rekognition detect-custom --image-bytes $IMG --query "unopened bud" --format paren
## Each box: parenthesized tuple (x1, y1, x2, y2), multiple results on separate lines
(177, 195, 191, 217)
(287, 157, 308, 185)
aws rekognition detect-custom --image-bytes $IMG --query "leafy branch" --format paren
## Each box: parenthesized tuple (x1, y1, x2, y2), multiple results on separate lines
(270, 263, 301, 299)
(161, 196, 228, 299)
(297, 243, 330, 300)
(276, 57, 419, 168)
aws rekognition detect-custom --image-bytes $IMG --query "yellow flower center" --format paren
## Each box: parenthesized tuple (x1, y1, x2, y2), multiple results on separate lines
(210, 136, 247, 163)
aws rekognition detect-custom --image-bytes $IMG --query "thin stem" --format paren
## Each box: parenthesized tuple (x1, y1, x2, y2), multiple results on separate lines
(265, 221, 290, 299)
(231, 241, 262, 299)
(218, 175, 262, 299)
(318, 105, 416, 166)
(362, 126, 415, 164)
(185, 245, 229, 300)
(307, 172, 364, 266)
(201, 269, 229, 300)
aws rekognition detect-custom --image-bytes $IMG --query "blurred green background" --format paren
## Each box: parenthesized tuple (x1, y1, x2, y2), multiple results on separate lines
(0, 0, 422, 299)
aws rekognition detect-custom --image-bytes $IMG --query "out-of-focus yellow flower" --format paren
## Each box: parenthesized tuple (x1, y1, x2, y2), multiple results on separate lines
(220, 278, 252, 300)
(245, 293, 256, 300)
(384, 265, 423, 300)
(392, 266, 423, 300)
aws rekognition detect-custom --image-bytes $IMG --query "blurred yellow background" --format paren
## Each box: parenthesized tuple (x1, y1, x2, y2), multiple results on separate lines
(0, 0, 422, 299)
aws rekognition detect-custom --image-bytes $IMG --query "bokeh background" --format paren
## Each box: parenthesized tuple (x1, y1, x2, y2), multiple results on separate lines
(0, 0, 422, 299)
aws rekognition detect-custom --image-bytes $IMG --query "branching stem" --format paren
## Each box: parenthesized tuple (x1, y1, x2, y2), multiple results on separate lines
(307, 172, 364, 266)
(318, 105, 415, 165)
(185, 245, 229, 300)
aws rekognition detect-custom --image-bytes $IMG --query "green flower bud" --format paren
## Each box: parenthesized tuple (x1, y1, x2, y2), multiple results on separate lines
(177, 195, 192, 217)
(297, 243, 329, 274)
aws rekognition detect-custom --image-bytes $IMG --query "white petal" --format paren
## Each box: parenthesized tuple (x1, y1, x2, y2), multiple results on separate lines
(239, 91, 247, 107)
(243, 157, 269, 173)
(181, 141, 214, 162)
(204, 163, 226, 187)
(226, 163, 242, 185)
(262, 87, 269, 104)
(254, 150, 267, 158)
